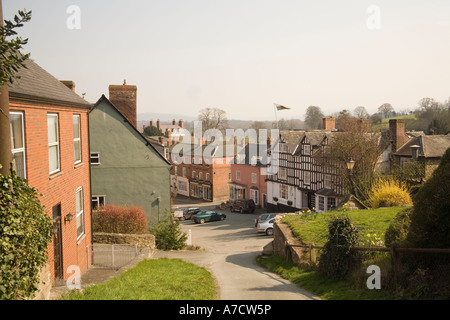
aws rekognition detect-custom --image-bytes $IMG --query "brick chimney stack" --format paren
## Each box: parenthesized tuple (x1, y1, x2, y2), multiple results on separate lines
(389, 119, 409, 152)
(109, 80, 137, 128)
(323, 117, 336, 131)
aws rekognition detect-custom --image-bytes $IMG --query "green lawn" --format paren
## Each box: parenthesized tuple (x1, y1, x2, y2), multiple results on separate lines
(282, 207, 405, 246)
(64, 258, 217, 300)
(259, 207, 409, 300)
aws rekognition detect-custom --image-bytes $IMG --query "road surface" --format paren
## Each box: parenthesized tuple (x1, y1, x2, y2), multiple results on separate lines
(154, 198, 320, 300)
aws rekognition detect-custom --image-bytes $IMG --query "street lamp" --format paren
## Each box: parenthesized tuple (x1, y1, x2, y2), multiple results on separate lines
(346, 157, 356, 173)
(346, 157, 356, 196)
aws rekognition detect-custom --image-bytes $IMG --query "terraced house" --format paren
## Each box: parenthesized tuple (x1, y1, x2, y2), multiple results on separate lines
(8, 59, 93, 282)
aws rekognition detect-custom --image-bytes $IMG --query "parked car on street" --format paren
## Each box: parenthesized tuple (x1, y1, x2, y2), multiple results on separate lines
(192, 210, 226, 224)
(182, 207, 201, 220)
(230, 199, 255, 213)
(257, 218, 274, 236)
(254, 213, 277, 227)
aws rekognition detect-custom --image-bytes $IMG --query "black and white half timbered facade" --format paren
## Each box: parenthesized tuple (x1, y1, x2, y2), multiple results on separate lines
(266, 130, 344, 213)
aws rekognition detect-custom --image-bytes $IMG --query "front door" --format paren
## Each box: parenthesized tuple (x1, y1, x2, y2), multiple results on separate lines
(52, 204, 64, 280)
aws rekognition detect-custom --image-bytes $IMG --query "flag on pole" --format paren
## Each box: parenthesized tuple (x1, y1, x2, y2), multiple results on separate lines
(275, 104, 291, 111)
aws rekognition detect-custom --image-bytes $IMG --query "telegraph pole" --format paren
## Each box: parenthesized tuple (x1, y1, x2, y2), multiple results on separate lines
(0, 0, 12, 175)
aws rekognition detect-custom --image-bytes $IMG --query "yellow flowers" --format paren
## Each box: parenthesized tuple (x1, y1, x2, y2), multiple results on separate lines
(368, 177, 412, 209)
(362, 232, 384, 247)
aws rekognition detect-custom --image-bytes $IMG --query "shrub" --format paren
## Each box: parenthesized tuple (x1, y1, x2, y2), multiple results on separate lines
(318, 215, 362, 280)
(93, 204, 148, 234)
(0, 172, 52, 300)
(150, 217, 187, 251)
(384, 207, 412, 247)
(407, 147, 450, 248)
(368, 177, 412, 209)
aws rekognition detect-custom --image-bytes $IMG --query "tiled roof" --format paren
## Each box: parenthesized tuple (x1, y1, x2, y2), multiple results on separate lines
(8, 58, 91, 108)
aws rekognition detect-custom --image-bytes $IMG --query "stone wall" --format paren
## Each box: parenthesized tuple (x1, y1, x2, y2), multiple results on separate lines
(33, 264, 52, 300)
(272, 215, 311, 267)
(93, 232, 156, 250)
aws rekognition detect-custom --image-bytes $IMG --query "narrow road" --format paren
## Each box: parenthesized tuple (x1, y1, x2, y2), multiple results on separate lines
(154, 198, 320, 300)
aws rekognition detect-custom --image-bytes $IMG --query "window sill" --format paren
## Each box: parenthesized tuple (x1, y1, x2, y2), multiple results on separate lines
(74, 162, 83, 169)
(49, 171, 62, 180)
(77, 233, 86, 245)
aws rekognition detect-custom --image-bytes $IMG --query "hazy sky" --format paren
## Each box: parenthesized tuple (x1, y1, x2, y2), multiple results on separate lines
(4, 0, 450, 121)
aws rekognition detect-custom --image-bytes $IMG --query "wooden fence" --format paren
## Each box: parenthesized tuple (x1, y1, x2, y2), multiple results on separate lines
(288, 242, 450, 268)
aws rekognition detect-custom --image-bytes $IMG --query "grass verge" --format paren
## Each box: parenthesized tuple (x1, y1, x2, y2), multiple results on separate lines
(63, 258, 217, 300)
(257, 254, 400, 300)
(282, 207, 405, 246)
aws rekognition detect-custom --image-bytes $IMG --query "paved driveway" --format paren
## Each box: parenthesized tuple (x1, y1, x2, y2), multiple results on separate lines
(154, 198, 319, 300)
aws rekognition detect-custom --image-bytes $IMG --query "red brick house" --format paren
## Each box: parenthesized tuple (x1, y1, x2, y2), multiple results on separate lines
(229, 144, 268, 208)
(170, 142, 233, 202)
(8, 59, 92, 282)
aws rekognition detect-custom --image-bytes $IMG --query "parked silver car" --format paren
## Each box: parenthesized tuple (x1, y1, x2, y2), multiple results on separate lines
(254, 213, 277, 227)
(257, 218, 275, 236)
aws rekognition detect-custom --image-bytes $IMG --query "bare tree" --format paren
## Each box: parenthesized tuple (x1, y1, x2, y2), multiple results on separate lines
(378, 103, 395, 118)
(315, 120, 383, 203)
(198, 107, 228, 132)
(353, 106, 369, 119)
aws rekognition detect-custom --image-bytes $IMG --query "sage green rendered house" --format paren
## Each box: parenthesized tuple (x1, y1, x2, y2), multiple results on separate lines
(89, 93, 171, 224)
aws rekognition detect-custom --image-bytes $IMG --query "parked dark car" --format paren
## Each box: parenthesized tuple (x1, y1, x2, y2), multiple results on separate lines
(182, 207, 201, 220)
(192, 211, 226, 224)
(230, 199, 255, 213)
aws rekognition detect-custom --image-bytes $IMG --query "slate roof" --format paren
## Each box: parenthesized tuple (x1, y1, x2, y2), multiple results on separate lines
(394, 134, 450, 158)
(8, 58, 91, 108)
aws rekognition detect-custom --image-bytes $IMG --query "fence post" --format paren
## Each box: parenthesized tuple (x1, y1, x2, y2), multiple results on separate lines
(112, 244, 115, 270)
(310, 243, 316, 266)
(390, 242, 398, 282)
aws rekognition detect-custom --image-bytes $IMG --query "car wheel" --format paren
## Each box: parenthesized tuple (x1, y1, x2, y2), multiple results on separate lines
(266, 228, 274, 236)
(199, 218, 205, 224)
(220, 216, 224, 221)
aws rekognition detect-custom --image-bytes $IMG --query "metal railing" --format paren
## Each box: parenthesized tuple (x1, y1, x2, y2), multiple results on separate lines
(87, 244, 139, 270)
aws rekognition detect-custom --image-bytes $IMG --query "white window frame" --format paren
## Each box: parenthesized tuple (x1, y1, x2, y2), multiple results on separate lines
(280, 184, 288, 199)
(76, 187, 84, 239)
(279, 167, 287, 180)
(251, 173, 257, 184)
(92, 195, 106, 210)
(251, 189, 259, 205)
(192, 171, 196, 179)
(236, 170, 241, 181)
(199, 172, 203, 180)
(206, 173, 210, 181)
(304, 171, 311, 185)
(47, 113, 60, 175)
(90, 152, 101, 165)
(10, 111, 26, 179)
(73, 114, 82, 164)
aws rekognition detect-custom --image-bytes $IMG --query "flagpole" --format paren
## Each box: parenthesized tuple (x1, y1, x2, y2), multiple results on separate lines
(273, 103, 279, 130)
